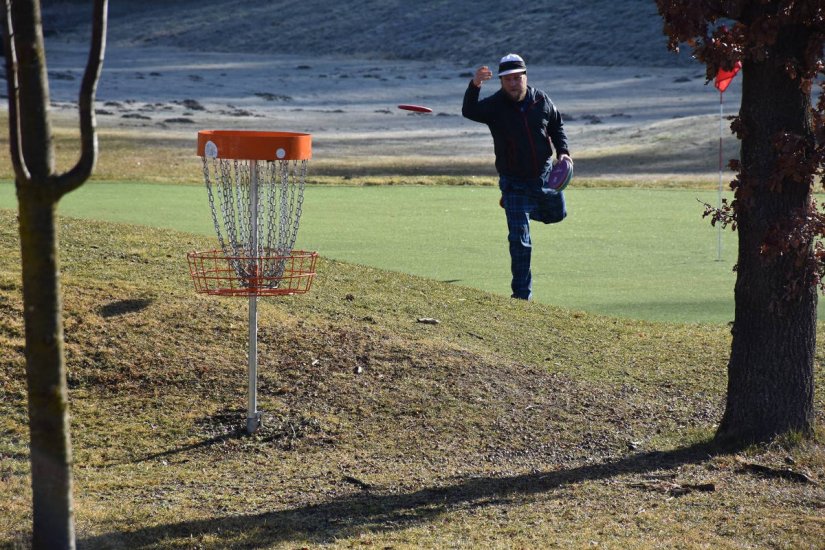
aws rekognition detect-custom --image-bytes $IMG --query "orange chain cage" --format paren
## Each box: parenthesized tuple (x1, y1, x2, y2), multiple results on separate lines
(188, 130, 316, 297)
(187, 249, 318, 296)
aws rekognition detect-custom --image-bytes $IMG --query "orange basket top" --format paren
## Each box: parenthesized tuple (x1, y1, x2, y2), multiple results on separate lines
(198, 130, 312, 161)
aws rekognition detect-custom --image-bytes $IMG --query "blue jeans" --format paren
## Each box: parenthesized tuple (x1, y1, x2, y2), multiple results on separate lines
(500, 175, 566, 300)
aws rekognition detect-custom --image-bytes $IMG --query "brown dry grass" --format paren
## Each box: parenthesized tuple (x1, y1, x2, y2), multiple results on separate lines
(1, 209, 823, 549)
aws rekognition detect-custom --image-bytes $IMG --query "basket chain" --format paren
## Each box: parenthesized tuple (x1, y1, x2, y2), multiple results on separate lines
(204, 157, 228, 257)
(202, 157, 309, 287)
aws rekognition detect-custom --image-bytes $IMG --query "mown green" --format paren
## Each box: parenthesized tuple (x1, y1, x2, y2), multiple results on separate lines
(0, 181, 751, 323)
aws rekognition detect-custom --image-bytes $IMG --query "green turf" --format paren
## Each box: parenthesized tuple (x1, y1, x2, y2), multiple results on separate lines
(0, 181, 748, 323)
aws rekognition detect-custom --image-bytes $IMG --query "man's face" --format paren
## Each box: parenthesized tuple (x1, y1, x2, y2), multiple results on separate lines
(500, 72, 527, 102)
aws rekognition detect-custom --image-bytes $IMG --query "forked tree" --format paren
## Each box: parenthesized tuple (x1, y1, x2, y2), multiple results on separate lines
(1, 0, 108, 548)
(655, 1, 824, 444)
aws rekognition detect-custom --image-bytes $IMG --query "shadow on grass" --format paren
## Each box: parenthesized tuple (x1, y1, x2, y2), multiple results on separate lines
(127, 410, 316, 466)
(98, 298, 153, 318)
(127, 430, 245, 465)
(82, 442, 725, 548)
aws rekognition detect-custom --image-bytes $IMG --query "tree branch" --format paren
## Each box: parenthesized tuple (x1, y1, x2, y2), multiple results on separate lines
(1, 0, 31, 183)
(55, 0, 108, 198)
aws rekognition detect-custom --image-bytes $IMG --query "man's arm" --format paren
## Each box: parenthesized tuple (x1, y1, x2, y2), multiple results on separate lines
(547, 106, 571, 162)
(462, 65, 493, 123)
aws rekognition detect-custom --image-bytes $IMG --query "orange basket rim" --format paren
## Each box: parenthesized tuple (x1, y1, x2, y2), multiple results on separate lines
(197, 130, 312, 161)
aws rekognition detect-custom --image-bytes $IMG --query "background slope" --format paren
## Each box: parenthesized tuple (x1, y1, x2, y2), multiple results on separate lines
(44, 0, 698, 68)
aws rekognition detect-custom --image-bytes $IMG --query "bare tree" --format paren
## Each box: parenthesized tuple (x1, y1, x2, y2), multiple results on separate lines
(1, 1, 108, 547)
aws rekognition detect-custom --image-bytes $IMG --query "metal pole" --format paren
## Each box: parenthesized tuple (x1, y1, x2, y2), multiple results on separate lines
(717, 92, 723, 262)
(247, 161, 260, 434)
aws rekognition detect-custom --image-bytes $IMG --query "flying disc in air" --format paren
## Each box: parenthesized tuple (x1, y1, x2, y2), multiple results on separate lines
(398, 104, 433, 113)
(543, 157, 573, 192)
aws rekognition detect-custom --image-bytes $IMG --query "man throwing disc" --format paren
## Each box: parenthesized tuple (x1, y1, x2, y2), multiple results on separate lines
(462, 53, 572, 301)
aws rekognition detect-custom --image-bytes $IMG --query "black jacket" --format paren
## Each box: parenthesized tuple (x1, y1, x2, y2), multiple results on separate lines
(462, 81, 569, 180)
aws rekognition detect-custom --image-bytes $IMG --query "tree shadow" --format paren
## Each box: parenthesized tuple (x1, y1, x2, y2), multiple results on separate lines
(98, 298, 153, 318)
(81, 441, 729, 548)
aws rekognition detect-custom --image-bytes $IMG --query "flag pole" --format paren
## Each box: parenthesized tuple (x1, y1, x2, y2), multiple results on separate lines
(717, 91, 723, 262)
(712, 59, 741, 262)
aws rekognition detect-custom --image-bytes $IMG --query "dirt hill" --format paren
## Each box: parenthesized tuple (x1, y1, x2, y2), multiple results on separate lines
(45, 0, 696, 67)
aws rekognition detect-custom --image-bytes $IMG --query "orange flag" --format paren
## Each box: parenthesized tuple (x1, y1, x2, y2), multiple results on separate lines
(714, 61, 742, 93)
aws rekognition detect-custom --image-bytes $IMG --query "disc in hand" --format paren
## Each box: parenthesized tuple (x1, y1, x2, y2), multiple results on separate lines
(543, 158, 573, 192)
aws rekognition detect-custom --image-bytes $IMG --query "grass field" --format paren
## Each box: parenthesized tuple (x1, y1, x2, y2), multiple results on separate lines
(1, 209, 823, 549)
(1, 115, 824, 550)
(0, 181, 749, 323)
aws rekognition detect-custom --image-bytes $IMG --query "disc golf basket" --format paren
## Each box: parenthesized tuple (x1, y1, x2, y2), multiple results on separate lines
(188, 130, 317, 434)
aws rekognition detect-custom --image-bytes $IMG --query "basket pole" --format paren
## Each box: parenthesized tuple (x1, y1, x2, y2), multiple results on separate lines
(247, 161, 261, 434)
(193, 131, 315, 434)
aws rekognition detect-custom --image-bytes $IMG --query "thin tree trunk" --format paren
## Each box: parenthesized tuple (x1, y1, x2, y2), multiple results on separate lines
(1, 0, 109, 546)
(3, 0, 74, 547)
(17, 187, 75, 549)
(3, 0, 105, 546)
(716, 28, 817, 444)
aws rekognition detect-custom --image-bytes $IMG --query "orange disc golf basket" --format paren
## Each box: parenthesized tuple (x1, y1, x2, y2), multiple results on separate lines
(188, 130, 317, 434)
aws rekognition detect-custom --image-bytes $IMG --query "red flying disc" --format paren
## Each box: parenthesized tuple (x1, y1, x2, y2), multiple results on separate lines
(398, 104, 433, 113)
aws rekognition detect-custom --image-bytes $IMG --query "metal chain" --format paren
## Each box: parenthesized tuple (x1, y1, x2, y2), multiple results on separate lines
(238, 160, 250, 255)
(240, 160, 254, 280)
(291, 160, 307, 251)
(201, 154, 308, 288)
(279, 160, 290, 254)
(203, 157, 228, 257)
(219, 158, 238, 257)
(264, 161, 278, 255)
(265, 164, 279, 279)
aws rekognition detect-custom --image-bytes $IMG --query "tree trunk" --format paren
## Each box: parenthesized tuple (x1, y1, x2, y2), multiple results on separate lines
(17, 186, 75, 550)
(3, 1, 106, 547)
(716, 29, 817, 444)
